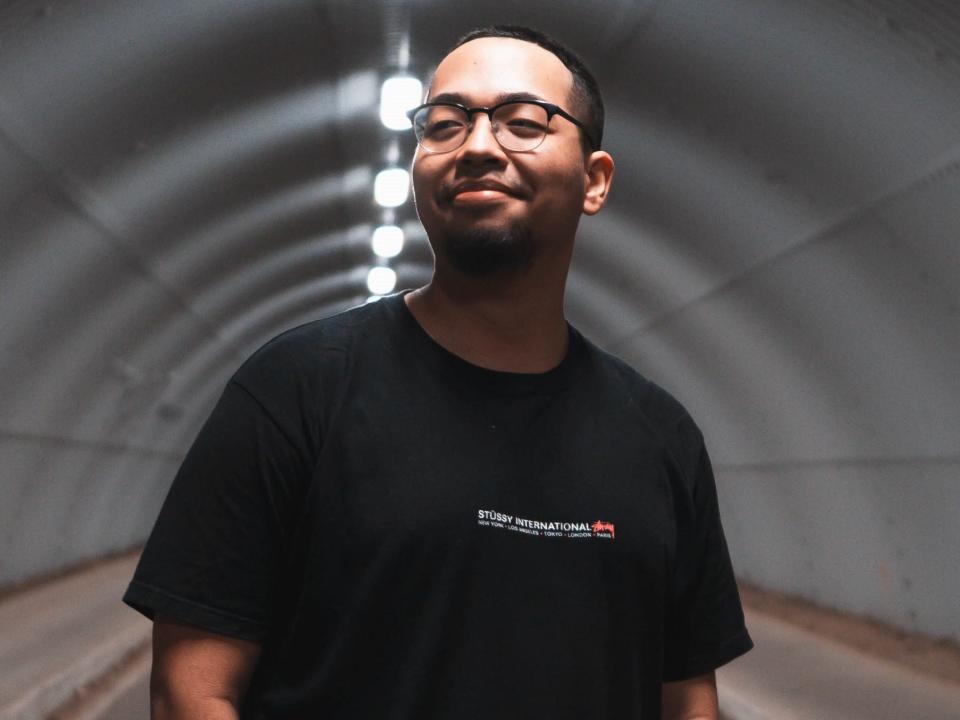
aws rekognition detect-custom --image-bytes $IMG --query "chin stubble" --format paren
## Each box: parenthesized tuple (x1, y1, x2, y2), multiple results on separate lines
(443, 224, 535, 276)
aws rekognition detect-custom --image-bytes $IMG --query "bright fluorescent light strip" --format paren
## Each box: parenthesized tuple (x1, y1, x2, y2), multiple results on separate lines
(372, 225, 404, 258)
(380, 76, 423, 130)
(367, 266, 397, 295)
(374, 168, 409, 207)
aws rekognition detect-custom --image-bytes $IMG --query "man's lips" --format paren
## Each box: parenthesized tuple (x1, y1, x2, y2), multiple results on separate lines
(445, 180, 522, 204)
(451, 189, 511, 205)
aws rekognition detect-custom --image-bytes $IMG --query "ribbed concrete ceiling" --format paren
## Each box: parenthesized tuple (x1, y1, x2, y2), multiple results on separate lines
(1, 0, 957, 641)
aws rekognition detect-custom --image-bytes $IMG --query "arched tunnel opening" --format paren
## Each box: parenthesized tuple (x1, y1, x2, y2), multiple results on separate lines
(1, 1, 958, 718)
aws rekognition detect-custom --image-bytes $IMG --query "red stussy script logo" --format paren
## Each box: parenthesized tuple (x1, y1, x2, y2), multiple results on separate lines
(591, 520, 615, 540)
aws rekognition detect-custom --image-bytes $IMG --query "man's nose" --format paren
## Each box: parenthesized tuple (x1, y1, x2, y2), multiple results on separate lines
(458, 114, 505, 159)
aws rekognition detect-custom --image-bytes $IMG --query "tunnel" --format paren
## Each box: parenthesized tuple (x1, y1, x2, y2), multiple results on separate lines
(1, 1, 958, 718)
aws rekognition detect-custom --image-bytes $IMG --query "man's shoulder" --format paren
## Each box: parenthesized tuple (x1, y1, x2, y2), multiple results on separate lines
(252, 295, 390, 354)
(580, 333, 703, 449)
(231, 295, 398, 393)
(583, 336, 689, 419)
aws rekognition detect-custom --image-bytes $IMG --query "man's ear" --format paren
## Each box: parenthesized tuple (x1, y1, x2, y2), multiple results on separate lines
(582, 151, 615, 215)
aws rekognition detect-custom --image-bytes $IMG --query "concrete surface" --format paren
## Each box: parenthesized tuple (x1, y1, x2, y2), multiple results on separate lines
(52, 650, 149, 720)
(0, 554, 148, 720)
(718, 608, 960, 720)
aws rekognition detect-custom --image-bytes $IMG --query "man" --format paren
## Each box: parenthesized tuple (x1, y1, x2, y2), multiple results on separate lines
(125, 25, 752, 719)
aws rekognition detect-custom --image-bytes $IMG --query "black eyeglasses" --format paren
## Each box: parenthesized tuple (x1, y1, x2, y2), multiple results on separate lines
(406, 99, 597, 153)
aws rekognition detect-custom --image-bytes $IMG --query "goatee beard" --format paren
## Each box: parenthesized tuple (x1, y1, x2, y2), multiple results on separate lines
(444, 224, 534, 276)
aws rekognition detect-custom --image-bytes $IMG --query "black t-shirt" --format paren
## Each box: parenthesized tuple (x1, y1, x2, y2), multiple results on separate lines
(124, 291, 752, 719)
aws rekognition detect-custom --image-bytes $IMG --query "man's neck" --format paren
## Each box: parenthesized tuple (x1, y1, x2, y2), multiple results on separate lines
(404, 263, 570, 374)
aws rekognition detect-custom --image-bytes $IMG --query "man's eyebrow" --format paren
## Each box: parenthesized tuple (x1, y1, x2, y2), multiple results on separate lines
(428, 91, 548, 106)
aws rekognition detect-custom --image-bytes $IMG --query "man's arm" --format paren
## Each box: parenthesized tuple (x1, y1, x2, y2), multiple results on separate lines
(150, 615, 262, 720)
(661, 671, 719, 720)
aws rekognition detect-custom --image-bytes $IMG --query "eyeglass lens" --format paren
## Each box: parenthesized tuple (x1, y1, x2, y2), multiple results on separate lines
(413, 103, 550, 153)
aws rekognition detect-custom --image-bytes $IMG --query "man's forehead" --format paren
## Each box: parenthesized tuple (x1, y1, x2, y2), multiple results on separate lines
(428, 37, 573, 103)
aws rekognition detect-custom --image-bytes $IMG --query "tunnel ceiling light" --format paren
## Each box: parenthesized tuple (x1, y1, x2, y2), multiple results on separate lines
(367, 266, 397, 295)
(372, 225, 404, 258)
(374, 168, 409, 207)
(380, 76, 422, 130)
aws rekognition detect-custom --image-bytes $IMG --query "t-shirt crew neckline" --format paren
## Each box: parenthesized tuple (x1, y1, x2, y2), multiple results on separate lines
(384, 290, 587, 396)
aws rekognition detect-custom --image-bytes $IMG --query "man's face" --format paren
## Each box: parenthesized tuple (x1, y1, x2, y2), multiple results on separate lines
(411, 37, 590, 275)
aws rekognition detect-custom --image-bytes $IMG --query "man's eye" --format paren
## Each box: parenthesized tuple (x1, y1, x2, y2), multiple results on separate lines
(508, 119, 545, 129)
(425, 120, 465, 137)
(505, 119, 545, 135)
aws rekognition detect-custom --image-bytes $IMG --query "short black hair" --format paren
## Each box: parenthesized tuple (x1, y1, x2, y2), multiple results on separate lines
(449, 25, 604, 152)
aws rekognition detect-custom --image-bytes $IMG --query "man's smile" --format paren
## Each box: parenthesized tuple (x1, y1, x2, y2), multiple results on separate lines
(451, 188, 512, 206)
(445, 179, 523, 206)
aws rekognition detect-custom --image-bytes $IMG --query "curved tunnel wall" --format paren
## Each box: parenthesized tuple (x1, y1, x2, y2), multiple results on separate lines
(1, 0, 957, 642)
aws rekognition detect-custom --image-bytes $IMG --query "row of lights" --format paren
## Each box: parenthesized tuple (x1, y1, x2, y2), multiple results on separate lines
(366, 75, 423, 298)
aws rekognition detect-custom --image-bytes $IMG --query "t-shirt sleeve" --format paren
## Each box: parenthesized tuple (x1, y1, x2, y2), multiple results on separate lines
(662, 427, 753, 681)
(123, 379, 312, 642)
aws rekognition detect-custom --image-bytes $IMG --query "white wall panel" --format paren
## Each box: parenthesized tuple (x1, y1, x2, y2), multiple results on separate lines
(717, 466, 960, 640)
